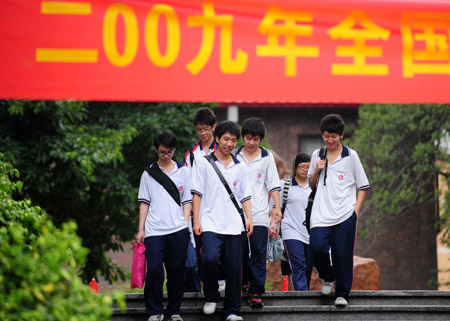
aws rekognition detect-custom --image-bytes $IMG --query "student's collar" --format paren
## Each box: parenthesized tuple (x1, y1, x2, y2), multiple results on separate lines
(198, 139, 217, 151)
(150, 160, 184, 169)
(341, 145, 350, 158)
(235, 146, 269, 157)
(210, 152, 240, 164)
(292, 175, 309, 188)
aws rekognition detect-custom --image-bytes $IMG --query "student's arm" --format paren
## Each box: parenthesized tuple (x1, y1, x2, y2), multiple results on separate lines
(270, 190, 282, 224)
(192, 193, 203, 235)
(137, 202, 149, 244)
(183, 203, 192, 224)
(242, 199, 253, 237)
(355, 189, 367, 217)
(309, 159, 326, 189)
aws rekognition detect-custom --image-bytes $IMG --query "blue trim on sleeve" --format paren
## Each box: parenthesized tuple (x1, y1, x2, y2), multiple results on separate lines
(192, 190, 203, 197)
(269, 186, 281, 193)
(240, 196, 252, 203)
(138, 198, 150, 205)
(182, 200, 192, 205)
(358, 185, 371, 190)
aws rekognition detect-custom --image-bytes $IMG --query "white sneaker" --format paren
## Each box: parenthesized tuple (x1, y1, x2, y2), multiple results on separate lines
(226, 314, 243, 321)
(320, 278, 334, 296)
(335, 296, 348, 307)
(218, 280, 226, 292)
(148, 314, 164, 321)
(203, 302, 217, 314)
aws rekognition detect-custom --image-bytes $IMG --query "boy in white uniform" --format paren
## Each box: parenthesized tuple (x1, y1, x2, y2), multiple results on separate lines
(308, 114, 370, 307)
(183, 107, 218, 292)
(137, 132, 191, 321)
(192, 120, 253, 321)
(234, 118, 281, 307)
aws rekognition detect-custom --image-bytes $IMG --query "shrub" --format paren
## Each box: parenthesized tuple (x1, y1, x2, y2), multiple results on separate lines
(0, 154, 124, 320)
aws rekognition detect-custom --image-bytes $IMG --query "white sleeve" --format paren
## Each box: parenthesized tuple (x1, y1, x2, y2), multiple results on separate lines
(191, 156, 205, 197)
(352, 151, 370, 190)
(266, 152, 282, 194)
(138, 172, 151, 205)
(239, 167, 252, 204)
(181, 167, 192, 205)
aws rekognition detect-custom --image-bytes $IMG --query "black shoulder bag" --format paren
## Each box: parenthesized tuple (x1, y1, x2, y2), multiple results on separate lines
(145, 167, 181, 207)
(303, 147, 327, 233)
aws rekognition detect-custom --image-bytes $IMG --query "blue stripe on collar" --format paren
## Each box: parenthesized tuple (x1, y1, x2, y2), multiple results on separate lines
(342, 145, 350, 158)
(235, 146, 269, 157)
(208, 152, 240, 164)
(260, 147, 269, 157)
(150, 160, 184, 169)
(290, 175, 299, 186)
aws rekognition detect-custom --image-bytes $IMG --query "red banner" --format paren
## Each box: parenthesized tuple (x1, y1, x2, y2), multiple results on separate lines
(1, 0, 450, 103)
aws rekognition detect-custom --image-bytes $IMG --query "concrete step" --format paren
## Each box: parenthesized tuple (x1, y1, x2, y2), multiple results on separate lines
(112, 291, 450, 321)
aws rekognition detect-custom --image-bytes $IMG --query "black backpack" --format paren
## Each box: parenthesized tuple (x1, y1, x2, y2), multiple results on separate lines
(303, 147, 327, 233)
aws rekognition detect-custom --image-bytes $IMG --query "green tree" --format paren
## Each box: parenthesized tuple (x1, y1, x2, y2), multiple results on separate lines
(0, 100, 214, 282)
(0, 153, 125, 320)
(352, 105, 450, 281)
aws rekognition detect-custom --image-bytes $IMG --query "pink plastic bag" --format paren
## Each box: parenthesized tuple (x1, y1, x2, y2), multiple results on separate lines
(130, 242, 146, 289)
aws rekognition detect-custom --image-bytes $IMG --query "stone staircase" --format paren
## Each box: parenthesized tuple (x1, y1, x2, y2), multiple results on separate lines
(112, 290, 450, 321)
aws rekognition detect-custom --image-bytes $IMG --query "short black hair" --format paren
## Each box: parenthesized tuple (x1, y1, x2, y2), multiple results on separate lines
(193, 107, 216, 127)
(294, 152, 311, 169)
(320, 114, 345, 135)
(241, 117, 265, 140)
(154, 131, 177, 149)
(214, 120, 240, 140)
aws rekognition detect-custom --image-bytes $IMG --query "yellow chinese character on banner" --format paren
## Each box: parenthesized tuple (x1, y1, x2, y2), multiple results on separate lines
(186, 2, 248, 75)
(328, 10, 390, 76)
(256, 7, 319, 77)
(402, 13, 450, 78)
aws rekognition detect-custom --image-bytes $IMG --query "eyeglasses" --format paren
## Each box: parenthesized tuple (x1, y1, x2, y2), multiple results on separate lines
(196, 126, 211, 134)
(297, 165, 310, 170)
(158, 150, 174, 156)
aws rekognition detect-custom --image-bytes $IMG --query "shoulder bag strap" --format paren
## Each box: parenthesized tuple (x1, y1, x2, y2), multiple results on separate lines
(145, 167, 181, 207)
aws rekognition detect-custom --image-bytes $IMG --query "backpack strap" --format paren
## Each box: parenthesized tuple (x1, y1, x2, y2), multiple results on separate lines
(319, 147, 328, 186)
(145, 167, 181, 207)
(281, 177, 291, 218)
(189, 150, 195, 167)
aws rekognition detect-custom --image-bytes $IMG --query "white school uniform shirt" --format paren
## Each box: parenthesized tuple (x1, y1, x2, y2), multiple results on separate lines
(138, 161, 192, 237)
(307, 145, 370, 228)
(235, 146, 281, 227)
(275, 176, 311, 244)
(191, 153, 252, 235)
(184, 140, 217, 169)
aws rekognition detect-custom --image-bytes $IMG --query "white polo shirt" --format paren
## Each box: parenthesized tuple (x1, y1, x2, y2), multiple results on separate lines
(276, 176, 311, 244)
(235, 146, 281, 227)
(307, 145, 370, 228)
(184, 140, 217, 169)
(138, 161, 192, 237)
(191, 153, 252, 235)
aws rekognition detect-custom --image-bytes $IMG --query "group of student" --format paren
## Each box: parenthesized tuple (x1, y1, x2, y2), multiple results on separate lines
(136, 108, 370, 321)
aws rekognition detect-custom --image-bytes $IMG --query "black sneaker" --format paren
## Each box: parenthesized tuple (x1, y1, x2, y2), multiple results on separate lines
(248, 293, 263, 308)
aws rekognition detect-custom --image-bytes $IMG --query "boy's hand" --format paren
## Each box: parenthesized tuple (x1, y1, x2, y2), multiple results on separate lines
(271, 207, 282, 223)
(136, 230, 145, 244)
(269, 222, 277, 238)
(246, 220, 253, 237)
(316, 159, 326, 171)
(193, 222, 203, 235)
